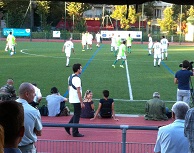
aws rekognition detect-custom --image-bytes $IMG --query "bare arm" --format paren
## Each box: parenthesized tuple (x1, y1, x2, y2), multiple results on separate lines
(77, 87, 84, 108)
(111, 102, 119, 121)
(62, 45, 65, 52)
(174, 78, 178, 84)
(90, 103, 102, 120)
(34, 128, 42, 136)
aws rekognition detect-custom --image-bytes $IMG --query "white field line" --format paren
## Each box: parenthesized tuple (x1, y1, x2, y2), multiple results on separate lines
(125, 59, 133, 100)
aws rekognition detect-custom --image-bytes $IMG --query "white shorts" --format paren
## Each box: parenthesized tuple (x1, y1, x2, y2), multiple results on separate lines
(154, 53, 161, 59)
(65, 50, 71, 57)
(82, 41, 86, 45)
(8, 44, 14, 51)
(87, 41, 92, 45)
(162, 48, 167, 53)
(115, 46, 119, 51)
(117, 55, 126, 60)
(97, 39, 100, 43)
(148, 43, 153, 49)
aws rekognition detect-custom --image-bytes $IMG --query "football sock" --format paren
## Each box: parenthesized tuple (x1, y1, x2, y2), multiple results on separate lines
(113, 60, 118, 65)
(165, 53, 168, 58)
(148, 49, 152, 55)
(158, 59, 161, 65)
(162, 53, 164, 60)
(66, 58, 69, 66)
(111, 46, 114, 51)
(128, 48, 131, 53)
(114, 51, 117, 56)
(154, 59, 156, 66)
(121, 60, 125, 65)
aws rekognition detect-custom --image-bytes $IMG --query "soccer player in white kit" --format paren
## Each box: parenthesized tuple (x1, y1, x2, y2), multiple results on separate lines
(152, 40, 162, 67)
(96, 32, 101, 47)
(81, 32, 86, 51)
(148, 34, 153, 55)
(111, 33, 116, 52)
(87, 32, 93, 50)
(62, 38, 74, 67)
(160, 36, 169, 60)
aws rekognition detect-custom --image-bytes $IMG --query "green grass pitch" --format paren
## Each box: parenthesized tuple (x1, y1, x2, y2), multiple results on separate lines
(0, 40, 194, 114)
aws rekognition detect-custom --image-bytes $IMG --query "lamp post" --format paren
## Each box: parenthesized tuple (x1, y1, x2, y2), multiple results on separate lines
(64, 2, 66, 41)
(179, 5, 182, 45)
(30, 0, 32, 41)
(141, 3, 144, 44)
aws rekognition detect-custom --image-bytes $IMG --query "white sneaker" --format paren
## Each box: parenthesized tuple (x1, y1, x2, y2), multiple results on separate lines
(112, 65, 115, 68)
(120, 65, 124, 68)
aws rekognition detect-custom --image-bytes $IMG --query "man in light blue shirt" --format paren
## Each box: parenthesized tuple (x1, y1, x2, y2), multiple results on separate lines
(154, 101, 190, 153)
(16, 82, 42, 153)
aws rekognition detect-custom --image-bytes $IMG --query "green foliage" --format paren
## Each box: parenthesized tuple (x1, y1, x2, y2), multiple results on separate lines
(111, 5, 137, 30)
(157, 7, 176, 34)
(66, 2, 91, 19)
(74, 18, 86, 32)
(36, 1, 50, 30)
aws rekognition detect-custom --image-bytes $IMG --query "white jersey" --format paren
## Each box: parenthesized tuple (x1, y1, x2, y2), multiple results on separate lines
(87, 34, 93, 44)
(148, 36, 153, 49)
(96, 33, 101, 42)
(111, 36, 116, 46)
(68, 74, 82, 103)
(64, 40, 74, 53)
(153, 42, 162, 54)
(82, 34, 86, 44)
(160, 38, 168, 49)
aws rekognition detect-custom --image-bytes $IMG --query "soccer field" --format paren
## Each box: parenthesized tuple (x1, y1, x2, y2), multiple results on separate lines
(0, 40, 194, 114)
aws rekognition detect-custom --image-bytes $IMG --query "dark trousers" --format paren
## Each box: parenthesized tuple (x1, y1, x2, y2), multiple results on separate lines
(69, 103, 81, 135)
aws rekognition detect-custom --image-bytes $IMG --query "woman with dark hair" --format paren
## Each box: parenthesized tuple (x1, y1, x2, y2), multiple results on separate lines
(90, 90, 118, 121)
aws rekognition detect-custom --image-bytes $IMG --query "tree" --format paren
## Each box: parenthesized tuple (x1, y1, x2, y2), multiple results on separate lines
(157, 7, 176, 34)
(111, 5, 137, 30)
(36, 1, 50, 30)
(66, 2, 91, 32)
(66, 2, 91, 19)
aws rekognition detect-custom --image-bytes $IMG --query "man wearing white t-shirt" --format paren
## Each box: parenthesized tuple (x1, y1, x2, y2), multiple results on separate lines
(148, 34, 153, 55)
(160, 36, 169, 60)
(111, 33, 116, 52)
(62, 38, 74, 67)
(152, 40, 162, 67)
(46, 87, 68, 117)
(65, 63, 85, 137)
(96, 32, 101, 47)
(87, 32, 93, 50)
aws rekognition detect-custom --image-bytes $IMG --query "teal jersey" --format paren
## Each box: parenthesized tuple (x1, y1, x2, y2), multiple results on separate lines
(126, 36, 133, 46)
(118, 44, 126, 56)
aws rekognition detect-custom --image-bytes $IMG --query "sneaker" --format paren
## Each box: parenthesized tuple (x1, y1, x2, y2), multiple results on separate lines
(112, 65, 115, 68)
(120, 65, 124, 68)
(158, 65, 160, 67)
(82, 49, 85, 52)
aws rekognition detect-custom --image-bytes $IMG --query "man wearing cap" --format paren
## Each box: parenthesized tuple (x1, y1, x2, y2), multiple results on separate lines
(46, 87, 68, 117)
(145, 92, 168, 121)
